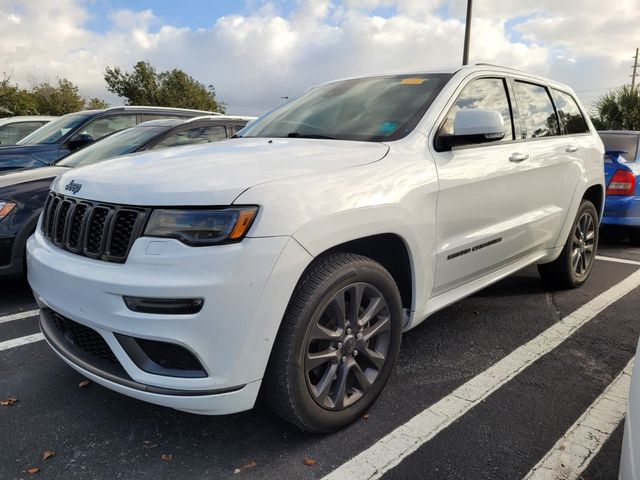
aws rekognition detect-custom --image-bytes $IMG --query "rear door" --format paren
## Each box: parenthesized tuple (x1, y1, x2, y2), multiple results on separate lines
(432, 76, 534, 296)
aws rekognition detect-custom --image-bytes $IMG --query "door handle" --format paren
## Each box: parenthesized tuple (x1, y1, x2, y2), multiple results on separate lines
(509, 152, 529, 162)
(565, 145, 579, 153)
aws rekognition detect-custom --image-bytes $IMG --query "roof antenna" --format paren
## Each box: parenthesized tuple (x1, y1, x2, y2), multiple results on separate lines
(462, 0, 473, 65)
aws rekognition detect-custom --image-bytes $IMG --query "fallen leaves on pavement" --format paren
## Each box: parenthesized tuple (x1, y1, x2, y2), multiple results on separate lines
(1, 396, 18, 406)
(160, 453, 173, 462)
(302, 456, 317, 466)
(234, 460, 257, 474)
(78, 379, 91, 388)
(143, 440, 158, 450)
(27, 467, 40, 474)
(42, 450, 56, 461)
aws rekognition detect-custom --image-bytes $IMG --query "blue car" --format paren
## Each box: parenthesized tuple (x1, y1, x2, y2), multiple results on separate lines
(599, 130, 640, 244)
(0, 106, 218, 172)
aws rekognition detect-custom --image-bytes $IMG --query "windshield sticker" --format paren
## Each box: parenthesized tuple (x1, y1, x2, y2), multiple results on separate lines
(379, 122, 399, 134)
(400, 78, 427, 85)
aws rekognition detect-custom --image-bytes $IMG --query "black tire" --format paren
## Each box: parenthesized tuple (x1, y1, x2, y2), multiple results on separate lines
(538, 200, 599, 289)
(628, 227, 640, 246)
(262, 252, 403, 433)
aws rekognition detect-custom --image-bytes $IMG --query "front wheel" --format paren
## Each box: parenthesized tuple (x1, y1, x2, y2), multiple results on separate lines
(262, 253, 403, 433)
(538, 200, 599, 289)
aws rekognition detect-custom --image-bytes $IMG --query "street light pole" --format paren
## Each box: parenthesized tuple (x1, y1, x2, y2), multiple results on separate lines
(462, 0, 473, 65)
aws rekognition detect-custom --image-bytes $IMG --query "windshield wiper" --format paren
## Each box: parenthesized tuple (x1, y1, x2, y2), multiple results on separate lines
(285, 132, 339, 140)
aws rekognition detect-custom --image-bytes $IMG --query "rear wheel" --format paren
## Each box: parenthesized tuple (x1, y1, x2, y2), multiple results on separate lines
(262, 252, 403, 433)
(538, 200, 598, 289)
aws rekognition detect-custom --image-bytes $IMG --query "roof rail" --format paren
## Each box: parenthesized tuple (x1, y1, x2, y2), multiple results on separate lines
(473, 63, 523, 73)
(103, 105, 222, 115)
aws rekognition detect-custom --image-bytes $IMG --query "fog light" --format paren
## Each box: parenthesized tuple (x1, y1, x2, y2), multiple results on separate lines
(123, 296, 204, 315)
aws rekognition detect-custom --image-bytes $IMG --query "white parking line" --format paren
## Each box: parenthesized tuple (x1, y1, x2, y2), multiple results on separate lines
(596, 255, 640, 266)
(0, 309, 40, 325)
(0, 332, 44, 351)
(323, 269, 640, 480)
(524, 357, 633, 480)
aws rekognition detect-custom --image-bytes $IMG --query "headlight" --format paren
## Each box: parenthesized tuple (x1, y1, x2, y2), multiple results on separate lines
(0, 201, 16, 221)
(143, 206, 258, 246)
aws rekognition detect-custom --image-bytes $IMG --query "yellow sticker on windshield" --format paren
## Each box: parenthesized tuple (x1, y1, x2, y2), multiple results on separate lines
(401, 78, 426, 85)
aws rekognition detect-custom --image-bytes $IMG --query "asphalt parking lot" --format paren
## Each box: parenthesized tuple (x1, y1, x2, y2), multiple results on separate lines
(1, 228, 639, 480)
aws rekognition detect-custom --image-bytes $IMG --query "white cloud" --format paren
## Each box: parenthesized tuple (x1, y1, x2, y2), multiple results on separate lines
(0, 0, 638, 114)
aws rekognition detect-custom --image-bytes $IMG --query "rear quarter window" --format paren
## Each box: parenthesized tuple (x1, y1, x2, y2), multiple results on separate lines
(550, 89, 589, 135)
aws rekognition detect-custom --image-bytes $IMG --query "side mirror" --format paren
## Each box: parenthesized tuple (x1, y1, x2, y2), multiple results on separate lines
(67, 133, 94, 151)
(438, 109, 506, 150)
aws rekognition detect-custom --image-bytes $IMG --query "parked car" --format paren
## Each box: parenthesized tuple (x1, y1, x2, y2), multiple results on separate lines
(0, 116, 56, 146)
(27, 65, 604, 433)
(0, 106, 220, 172)
(0, 115, 252, 278)
(598, 131, 640, 244)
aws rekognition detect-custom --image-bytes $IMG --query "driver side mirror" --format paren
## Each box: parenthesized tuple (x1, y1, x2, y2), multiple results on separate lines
(438, 109, 506, 150)
(67, 133, 94, 151)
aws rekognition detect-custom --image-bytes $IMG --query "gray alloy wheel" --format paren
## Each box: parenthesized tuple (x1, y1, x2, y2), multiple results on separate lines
(571, 211, 596, 280)
(304, 282, 391, 410)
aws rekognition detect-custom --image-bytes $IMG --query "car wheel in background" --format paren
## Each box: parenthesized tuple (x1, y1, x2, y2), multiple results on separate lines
(263, 252, 403, 433)
(538, 200, 599, 289)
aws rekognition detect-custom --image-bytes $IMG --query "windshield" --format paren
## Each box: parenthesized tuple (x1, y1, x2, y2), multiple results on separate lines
(240, 74, 451, 142)
(18, 113, 92, 145)
(600, 133, 639, 162)
(57, 126, 169, 167)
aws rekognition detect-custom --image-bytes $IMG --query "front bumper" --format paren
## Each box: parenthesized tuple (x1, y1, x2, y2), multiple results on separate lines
(602, 195, 640, 227)
(28, 228, 312, 414)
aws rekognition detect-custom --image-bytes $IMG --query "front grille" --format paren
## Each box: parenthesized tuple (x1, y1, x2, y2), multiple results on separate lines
(51, 312, 120, 366)
(41, 192, 149, 263)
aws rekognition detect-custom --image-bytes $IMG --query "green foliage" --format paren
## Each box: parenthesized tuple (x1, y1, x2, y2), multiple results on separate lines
(104, 61, 224, 113)
(594, 85, 640, 130)
(0, 74, 109, 117)
(85, 97, 110, 110)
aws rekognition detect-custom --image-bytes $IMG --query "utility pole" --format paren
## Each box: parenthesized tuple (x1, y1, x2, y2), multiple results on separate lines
(462, 0, 473, 65)
(632, 48, 639, 91)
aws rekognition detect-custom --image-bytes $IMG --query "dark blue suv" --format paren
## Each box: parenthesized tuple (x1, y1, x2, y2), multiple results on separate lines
(0, 106, 218, 172)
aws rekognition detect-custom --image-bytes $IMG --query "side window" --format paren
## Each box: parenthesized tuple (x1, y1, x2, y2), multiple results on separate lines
(150, 125, 227, 150)
(439, 77, 514, 143)
(513, 81, 559, 139)
(0, 121, 46, 145)
(79, 115, 137, 141)
(550, 89, 589, 135)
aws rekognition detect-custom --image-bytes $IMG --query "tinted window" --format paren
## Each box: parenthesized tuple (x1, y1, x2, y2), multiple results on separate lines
(57, 126, 169, 168)
(513, 81, 559, 139)
(241, 74, 451, 142)
(150, 125, 227, 150)
(0, 121, 47, 145)
(550, 89, 589, 135)
(77, 115, 137, 141)
(599, 133, 639, 162)
(439, 77, 513, 142)
(18, 113, 91, 145)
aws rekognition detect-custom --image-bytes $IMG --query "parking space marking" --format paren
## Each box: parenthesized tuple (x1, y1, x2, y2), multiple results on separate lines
(0, 309, 39, 325)
(0, 333, 44, 351)
(596, 255, 640, 266)
(323, 269, 640, 480)
(524, 357, 633, 480)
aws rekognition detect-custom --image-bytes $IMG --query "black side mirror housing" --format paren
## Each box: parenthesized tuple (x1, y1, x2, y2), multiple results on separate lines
(67, 133, 94, 151)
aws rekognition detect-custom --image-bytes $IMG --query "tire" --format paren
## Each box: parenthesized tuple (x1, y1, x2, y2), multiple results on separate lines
(628, 227, 640, 246)
(538, 200, 599, 289)
(262, 252, 403, 433)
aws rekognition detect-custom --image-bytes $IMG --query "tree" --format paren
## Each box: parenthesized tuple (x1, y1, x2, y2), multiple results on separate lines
(593, 85, 640, 130)
(104, 61, 224, 113)
(0, 75, 37, 117)
(85, 97, 109, 110)
(31, 78, 86, 116)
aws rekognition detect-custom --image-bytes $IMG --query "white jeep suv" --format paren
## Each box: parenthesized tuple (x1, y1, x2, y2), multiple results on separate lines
(27, 65, 604, 432)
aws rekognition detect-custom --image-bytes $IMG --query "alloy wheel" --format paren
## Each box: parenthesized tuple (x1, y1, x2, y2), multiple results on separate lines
(571, 211, 596, 279)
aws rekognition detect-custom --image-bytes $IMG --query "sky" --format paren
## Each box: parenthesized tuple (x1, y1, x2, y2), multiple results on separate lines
(0, 0, 638, 115)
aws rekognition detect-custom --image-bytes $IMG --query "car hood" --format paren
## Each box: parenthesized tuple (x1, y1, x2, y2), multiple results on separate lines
(53, 138, 389, 205)
(0, 166, 68, 189)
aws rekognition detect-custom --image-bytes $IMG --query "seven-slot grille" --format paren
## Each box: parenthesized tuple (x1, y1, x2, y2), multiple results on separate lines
(41, 192, 149, 263)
